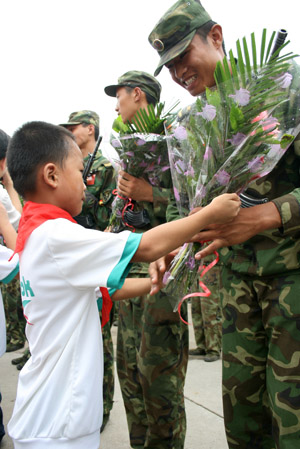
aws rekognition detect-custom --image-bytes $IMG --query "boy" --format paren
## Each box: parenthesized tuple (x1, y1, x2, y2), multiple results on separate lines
(6, 121, 239, 449)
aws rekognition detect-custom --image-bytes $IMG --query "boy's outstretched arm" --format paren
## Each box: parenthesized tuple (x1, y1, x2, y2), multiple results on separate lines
(0, 201, 17, 250)
(131, 193, 240, 263)
(111, 276, 162, 301)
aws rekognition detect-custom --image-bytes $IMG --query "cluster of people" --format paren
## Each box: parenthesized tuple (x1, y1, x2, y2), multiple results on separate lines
(0, 1, 299, 449)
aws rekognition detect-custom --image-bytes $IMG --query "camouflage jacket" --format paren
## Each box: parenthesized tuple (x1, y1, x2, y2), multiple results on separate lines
(219, 137, 300, 277)
(79, 150, 116, 231)
(125, 168, 175, 274)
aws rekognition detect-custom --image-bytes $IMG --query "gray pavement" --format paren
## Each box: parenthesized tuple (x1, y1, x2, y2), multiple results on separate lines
(0, 306, 228, 448)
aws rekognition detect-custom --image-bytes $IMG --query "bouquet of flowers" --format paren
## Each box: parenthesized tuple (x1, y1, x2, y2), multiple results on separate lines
(163, 29, 300, 307)
(108, 101, 178, 232)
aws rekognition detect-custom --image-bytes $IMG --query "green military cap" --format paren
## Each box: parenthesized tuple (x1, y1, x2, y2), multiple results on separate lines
(104, 70, 161, 104)
(59, 110, 99, 128)
(148, 0, 211, 76)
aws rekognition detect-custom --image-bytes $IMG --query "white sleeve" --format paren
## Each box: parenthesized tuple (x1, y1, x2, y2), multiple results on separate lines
(48, 220, 142, 291)
(0, 245, 19, 283)
(0, 185, 21, 231)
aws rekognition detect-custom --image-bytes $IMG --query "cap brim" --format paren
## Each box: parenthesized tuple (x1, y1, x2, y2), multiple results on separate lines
(59, 121, 82, 127)
(154, 29, 196, 76)
(104, 84, 119, 97)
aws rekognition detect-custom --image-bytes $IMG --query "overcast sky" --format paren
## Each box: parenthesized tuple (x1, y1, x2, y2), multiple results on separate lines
(0, 0, 298, 158)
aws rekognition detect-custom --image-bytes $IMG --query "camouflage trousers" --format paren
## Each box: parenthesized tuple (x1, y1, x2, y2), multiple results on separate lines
(117, 287, 188, 449)
(221, 267, 300, 449)
(2, 278, 26, 349)
(191, 265, 222, 354)
(99, 306, 115, 418)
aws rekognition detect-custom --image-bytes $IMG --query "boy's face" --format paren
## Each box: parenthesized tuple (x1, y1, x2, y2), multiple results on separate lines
(57, 141, 86, 217)
(165, 33, 223, 96)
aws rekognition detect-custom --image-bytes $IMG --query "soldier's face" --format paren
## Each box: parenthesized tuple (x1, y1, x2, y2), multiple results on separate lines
(165, 30, 224, 96)
(66, 124, 92, 150)
(115, 87, 138, 124)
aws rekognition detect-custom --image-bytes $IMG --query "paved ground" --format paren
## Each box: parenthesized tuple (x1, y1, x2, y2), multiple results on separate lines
(0, 306, 228, 448)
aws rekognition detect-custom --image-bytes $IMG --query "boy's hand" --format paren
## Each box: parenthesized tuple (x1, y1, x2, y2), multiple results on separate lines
(118, 171, 153, 202)
(0, 201, 10, 231)
(149, 249, 179, 295)
(208, 193, 240, 224)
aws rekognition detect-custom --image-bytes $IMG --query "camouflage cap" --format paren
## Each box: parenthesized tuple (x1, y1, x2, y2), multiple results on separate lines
(104, 70, 162, 103)
(148, 0, 211, 76)
(59, 110, 99, 128)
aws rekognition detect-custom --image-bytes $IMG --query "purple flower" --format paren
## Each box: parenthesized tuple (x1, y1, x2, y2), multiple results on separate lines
(139, 161, 148, 167)
(185, 256, 195, 270)
(247, 156, 263, 173)
(184, 166, 195, 177)
(197, 104, 216, 121)
(174, 126, 187, 140)
(162, 165, 170, 172)
(175, 160, 186, 173)
(227, 132, 246, 146)
(136, 138, 146, 146)
(204, 146, 213, 160)
(163, 271, 171, 285)
(125, 151, 134, 157)
(229, 88, 250, 106)
(215, 170, 230, 185)
(194, 185, 207, 202)
(111, 139, 120, 148)
(174, 187, 180, 202)
(276, 72, 293, 88)
(149, 144, 157, 152)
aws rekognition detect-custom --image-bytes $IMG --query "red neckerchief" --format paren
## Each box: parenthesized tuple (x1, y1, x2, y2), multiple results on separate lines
(12, 201, 112, 327)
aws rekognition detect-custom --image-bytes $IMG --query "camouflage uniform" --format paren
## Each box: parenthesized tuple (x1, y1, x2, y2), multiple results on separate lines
(191, 265, 222, 357)
(105, 70, 188, 449)
(148, 2, 300, 446)
(60, 110, 116, 428)
(116, 172, 188, 449)
(3, 277, 25, 351)
(218, 137, 300, 449)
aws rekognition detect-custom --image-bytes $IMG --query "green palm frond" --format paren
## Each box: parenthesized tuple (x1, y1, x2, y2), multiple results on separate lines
(125, 100, 180, 135)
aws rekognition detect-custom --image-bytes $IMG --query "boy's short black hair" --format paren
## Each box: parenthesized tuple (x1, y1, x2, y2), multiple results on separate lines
(0, 129, 10, 161)
(7, 121, 76, 198)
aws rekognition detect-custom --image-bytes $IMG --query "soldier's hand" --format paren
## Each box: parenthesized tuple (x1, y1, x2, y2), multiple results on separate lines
(193, 202, 282, 259)
(118, 170, 153, 202)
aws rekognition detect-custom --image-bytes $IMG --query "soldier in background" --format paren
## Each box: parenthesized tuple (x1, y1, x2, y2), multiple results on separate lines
(104, 71, 188, 449)
(60, 110, 116, 432)
(148, 0, 300, 447)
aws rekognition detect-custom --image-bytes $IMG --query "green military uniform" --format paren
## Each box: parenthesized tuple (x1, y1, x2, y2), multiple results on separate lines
(3, 277, 25, 352)
(60, 110, 116, 431)
(148, 1, 300, 447)
(219, 136, 300, 449)
(105, 72, 188, 449)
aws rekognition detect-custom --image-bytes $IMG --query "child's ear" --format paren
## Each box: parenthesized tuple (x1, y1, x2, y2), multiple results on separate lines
(43, 163, 59, 188)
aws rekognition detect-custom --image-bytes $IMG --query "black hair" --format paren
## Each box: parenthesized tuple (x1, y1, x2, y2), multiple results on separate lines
(124, 86, 157, 107)
(196, 20, 227, 55)
(0, 129, 10, 161)
(7, 121, 76, 198)
(81, 122, 100, 140)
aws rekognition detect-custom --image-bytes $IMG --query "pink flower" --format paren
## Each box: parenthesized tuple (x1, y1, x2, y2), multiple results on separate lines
(174, 187, 180, 202)
(184, 166, 195, 177)
(252, 110, 268, 123)
(227, 132, 246, 146)
(197, 104, 216, 121)
(247, 156, 264, 172)
(215, 170, 230, 186)
(229, 88, 250, 106)
(276, 72, 293, 88)
(136, 138, 146, 146)
(204, 146, 213, 160)
(174, 126, 187, 140)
